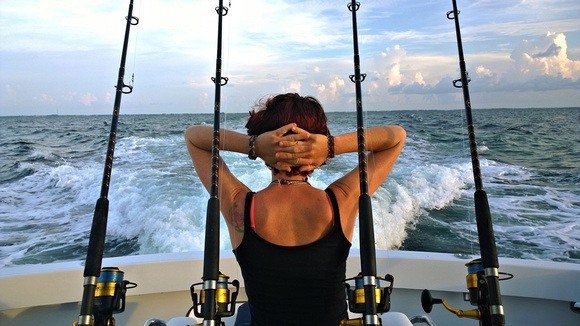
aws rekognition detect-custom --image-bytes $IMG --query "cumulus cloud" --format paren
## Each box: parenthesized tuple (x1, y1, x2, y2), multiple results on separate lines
(310, 76, 346, 103)
(284, 80, 302, 93)
(473, 65, 500, 89)
(368, 46, 452, 97)
(200, 92, 209, 108)
(33, 93, 55, 104)
(78, 93, 98, 106)
(63, 92, 98, 107)
(3, 1, 578, 114)
(367, 32, 579, 99)
(104, 92, 113, 105)
(508, 32, 580, 82)
(373, 45, 407, 87)
(476, 66, 493, 77)
(414, 72, 426, 85)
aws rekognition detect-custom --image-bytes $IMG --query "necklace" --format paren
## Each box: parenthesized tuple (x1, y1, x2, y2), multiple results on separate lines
(270, 179, 311, 186)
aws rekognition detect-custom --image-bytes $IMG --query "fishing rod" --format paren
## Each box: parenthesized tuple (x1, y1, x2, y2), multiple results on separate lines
(342, 2, 393, 325)
(448, 1, 505, 324)
(421, 1, 505, 325)
(75, 1, 139, 325)
(189, 1, 240, 325)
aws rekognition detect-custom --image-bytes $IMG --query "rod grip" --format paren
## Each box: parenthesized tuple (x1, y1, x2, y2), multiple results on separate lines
(474, 189, 498, 268)
(84, 197, 109, 277)
(203, 197, 221, 280)
(359, 194, 376, 275)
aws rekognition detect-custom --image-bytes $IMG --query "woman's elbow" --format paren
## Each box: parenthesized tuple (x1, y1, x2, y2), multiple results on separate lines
(184, 125, 195, 138)
(396, 126, 407, 145)
(184, 125, 205, 141)
(385, 125, 407, 147)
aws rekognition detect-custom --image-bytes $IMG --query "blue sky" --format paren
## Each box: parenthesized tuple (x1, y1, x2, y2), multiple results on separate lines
(1, 0, 579, 115)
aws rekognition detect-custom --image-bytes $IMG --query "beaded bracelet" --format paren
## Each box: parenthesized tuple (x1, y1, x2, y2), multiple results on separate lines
(248, 135, 257, 160)
(327, 134, 335, 159)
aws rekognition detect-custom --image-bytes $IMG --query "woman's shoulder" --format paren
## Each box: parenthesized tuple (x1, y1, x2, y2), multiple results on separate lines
(327, 181, 358, 202)
(326, 182, 359, 239)
(256, 185, 330, 210)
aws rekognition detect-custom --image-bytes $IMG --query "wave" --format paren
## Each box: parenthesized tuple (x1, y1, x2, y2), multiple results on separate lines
(1, 111, 578, 266)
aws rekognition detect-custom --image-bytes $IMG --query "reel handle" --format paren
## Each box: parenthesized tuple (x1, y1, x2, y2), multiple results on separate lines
(421, 289, 480, 320)
(421, 289, 442, 313)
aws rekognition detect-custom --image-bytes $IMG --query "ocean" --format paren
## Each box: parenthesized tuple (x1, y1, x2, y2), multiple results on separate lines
(0, 107, 578, 268)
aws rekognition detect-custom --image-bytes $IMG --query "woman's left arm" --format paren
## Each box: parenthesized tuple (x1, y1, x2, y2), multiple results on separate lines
(185, 125, 253, 246)
(185, 125, 243, 194)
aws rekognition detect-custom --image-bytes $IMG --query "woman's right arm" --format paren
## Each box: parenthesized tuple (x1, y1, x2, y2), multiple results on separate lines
(331, 126, 406, 240)
(332, 125, 406, 196)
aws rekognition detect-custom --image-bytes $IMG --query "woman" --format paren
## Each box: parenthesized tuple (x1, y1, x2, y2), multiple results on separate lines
(185, 93, 406, 325)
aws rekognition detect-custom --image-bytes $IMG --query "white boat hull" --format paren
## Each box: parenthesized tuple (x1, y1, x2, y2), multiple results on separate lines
(1, 250, 578, 325)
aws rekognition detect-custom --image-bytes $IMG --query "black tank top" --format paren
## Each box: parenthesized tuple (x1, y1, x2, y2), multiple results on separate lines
(233, 188, 351, 326)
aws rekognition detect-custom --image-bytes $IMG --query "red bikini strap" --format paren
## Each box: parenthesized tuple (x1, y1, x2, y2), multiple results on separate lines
(250, 193, 256, 231)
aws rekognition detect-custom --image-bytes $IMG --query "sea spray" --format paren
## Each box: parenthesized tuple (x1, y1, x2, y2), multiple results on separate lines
(1, 109, 578, 267)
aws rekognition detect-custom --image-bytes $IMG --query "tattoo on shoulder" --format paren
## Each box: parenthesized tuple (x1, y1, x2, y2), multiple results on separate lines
(228, 202, 244, 233)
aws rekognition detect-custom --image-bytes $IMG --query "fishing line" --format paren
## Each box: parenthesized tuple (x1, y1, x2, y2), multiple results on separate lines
(218, 0, 232, 195)
(225, 1, 232, 76)
(129, 0, 143, 85)
(457, 95, 478, 257)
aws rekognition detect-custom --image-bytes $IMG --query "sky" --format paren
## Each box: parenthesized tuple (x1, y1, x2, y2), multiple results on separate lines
(1, 0, 579, 116)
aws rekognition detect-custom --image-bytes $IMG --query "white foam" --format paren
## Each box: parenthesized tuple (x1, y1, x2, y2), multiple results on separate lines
(2, 120, 578, 266)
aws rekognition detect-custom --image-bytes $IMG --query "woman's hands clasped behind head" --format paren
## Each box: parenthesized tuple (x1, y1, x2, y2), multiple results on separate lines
(254, 123, 328, 173)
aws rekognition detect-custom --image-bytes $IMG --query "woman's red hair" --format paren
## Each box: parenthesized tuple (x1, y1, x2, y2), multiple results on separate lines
(245, 93, 330, 176)
(245, 93, 329, 136)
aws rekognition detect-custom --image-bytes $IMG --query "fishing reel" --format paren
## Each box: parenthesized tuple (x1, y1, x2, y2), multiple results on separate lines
(421, 258, 512, 324)
(73, 267, 137, 326)
(189, 272, 240, 321)
(341, 273, 394, 325)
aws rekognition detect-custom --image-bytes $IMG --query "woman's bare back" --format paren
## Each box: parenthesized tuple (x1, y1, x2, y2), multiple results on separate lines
(252, 185, 335, 246)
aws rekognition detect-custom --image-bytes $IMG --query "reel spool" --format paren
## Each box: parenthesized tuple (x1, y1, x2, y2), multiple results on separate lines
(343, 273, 394, 314)
(190, 272, 240, 319)
(92, 267, 137, 326)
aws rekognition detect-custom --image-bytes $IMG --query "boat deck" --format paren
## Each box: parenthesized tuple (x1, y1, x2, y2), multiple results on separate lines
(1, 250, 578, 325)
